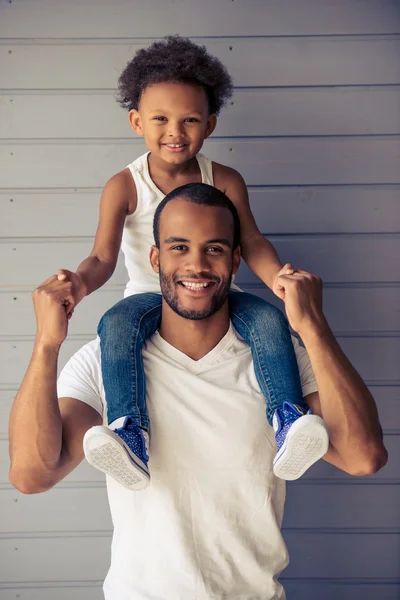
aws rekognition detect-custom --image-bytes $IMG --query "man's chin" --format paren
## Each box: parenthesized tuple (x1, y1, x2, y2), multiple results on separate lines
(169, 299, 215, 321)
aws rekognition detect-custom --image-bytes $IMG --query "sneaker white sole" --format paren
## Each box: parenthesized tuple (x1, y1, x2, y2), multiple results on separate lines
(83, 426, 150, 491)
(273, 414, 329, 481)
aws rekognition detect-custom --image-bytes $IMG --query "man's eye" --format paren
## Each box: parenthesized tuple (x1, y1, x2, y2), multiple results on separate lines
(172, 245, 187, 251)
(207, 246, 223, 253)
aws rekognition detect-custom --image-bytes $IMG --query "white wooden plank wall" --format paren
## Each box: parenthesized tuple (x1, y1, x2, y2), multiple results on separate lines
(0, 0, 399, 598)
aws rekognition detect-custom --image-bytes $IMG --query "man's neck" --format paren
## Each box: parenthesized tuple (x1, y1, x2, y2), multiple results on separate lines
(158, 302, 231, 361)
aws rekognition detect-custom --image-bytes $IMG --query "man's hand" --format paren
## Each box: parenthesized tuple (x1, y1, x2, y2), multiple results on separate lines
(32, 275, 75, 348)
(56, 269, 87, 317)
(275, 268, 325, 336)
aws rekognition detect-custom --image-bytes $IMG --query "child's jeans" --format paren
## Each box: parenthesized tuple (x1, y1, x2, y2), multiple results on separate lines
(98, 291, 308, 430)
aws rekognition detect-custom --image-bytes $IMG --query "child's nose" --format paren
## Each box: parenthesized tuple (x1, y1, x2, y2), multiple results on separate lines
(168, 121, 184, 138)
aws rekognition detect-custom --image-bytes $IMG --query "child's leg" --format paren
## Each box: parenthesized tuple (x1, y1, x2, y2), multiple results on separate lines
(229, 291, 306, 424)
(229, 291, 328, 480)
(98, 293, 162, 430)
(83, 293, 162, 491)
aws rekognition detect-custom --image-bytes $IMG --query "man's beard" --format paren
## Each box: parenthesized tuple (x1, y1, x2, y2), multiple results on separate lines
(159, 269, 232, 320)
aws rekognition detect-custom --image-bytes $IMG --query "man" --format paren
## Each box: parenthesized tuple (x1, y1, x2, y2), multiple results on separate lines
(9, 183, 387, 599)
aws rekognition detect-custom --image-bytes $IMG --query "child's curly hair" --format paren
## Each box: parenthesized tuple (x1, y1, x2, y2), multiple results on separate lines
(117, 35, 233, 115)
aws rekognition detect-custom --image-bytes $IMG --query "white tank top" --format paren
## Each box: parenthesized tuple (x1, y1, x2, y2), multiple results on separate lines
(121, 152, 215, 297)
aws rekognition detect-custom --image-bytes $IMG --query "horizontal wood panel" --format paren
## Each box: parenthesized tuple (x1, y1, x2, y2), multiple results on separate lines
(0, 582, 399, 600)
(2, 186, 400, 237)
(0, 536, 110, 582)
(0, 532, 398, 582)
(0, 487, 111, 533)
(0, 191, 100, 237)
(236, 235, 400, 284)
(2, 236, 398, 289)
(0, 588, 102, 600)
(2, 286, 399, 337)
(283, 581, 400, 600)
(283, 483, 400, 529)
(284, 532, 400, 578)
(2, 138, 400, 188)
(1, 0, 399, 37)
(1, 482, 399, 534)
(2, 87, 400, 138)
(1, 38, 400, 89)
(0, 339, 97, 387)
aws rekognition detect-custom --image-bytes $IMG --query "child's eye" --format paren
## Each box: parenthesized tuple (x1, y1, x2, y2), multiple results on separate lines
(184, 118, 199, 123)
(154, 116, 167, 122)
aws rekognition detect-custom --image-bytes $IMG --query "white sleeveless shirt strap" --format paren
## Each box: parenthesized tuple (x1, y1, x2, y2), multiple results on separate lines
(196, 153, 214, 186)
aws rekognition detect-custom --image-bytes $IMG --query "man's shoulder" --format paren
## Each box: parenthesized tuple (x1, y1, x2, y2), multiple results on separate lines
(57, 337, 104, 413)
(58, 337, 102, 386)
(71, 337, 101, 366)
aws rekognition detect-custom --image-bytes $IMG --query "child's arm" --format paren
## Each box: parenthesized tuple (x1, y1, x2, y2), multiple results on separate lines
(214, 164, 291, 297)
(57, 169, 135, 313)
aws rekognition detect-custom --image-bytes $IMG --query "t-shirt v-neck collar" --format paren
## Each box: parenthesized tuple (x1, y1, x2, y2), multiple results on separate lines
(150, 323, 237, 374)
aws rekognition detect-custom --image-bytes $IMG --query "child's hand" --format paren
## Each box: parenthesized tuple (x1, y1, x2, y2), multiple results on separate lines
(272, 263, 295, 301)
(56, 269, 87, 319)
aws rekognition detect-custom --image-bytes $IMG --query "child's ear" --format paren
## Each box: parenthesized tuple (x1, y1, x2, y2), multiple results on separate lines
(129, 109, 144, 136)
(150, 245, 160, 273)
(204, 114, 217, 139)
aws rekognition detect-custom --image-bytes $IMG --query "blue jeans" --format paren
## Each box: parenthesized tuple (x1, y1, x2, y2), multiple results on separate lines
(98, 291, 308, 430)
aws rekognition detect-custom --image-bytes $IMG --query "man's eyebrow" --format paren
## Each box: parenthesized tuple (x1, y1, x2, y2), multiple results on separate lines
(206, 238, 232, 248)
(163, 237, 232, 247)
(164, 237, 189, 244)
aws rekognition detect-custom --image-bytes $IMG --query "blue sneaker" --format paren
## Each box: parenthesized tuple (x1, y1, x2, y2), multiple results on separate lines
(272, 402, 329, 480)
(83, 417, 150, 490)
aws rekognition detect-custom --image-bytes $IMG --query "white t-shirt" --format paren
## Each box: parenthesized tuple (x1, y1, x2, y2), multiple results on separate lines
(58, 324, 318, 600)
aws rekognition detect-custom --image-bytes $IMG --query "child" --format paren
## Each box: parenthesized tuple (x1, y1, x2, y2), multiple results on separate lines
(57, 36, 329, 490)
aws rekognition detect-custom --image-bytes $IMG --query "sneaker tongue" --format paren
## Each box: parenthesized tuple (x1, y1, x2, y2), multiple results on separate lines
(272, 412, 281, 433)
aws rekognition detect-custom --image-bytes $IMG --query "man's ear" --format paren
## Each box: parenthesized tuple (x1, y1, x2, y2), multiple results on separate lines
(232, 246, 241, 274)
(150, 245, 160, 273)
(129, 109, 144, 136)
(204, 114, 217, 139)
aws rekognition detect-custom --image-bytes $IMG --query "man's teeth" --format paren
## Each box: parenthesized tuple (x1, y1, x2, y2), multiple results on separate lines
(181, 282, 210, 289)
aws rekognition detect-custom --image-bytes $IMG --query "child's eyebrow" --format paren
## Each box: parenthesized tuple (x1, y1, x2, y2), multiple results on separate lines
(148, 109, 203, 116)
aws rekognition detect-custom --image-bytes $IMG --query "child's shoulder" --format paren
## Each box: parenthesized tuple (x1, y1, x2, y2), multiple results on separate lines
(211, 160, 246, 196)
(103, 168, 137, 215)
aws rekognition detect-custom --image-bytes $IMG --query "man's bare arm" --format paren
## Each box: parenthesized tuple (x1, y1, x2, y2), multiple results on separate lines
(8, 276, 101, 494)
(281, 270, 388, 476)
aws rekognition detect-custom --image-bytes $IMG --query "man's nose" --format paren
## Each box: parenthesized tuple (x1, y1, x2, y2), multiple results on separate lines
(185, 249, 211, 273)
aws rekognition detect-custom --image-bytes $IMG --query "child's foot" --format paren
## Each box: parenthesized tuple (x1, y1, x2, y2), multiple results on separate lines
(272, 402, 329, 480)
(83, 417, 150, 490)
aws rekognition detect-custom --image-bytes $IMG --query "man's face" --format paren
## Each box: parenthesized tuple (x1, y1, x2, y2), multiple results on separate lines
(150, 198, 240, 320)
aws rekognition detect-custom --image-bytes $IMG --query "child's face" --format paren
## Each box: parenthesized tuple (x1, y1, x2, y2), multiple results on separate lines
(129, 82, 216, 165)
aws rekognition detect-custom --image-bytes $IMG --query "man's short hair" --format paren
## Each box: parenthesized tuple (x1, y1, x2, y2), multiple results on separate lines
(153, 183, 241, 249)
